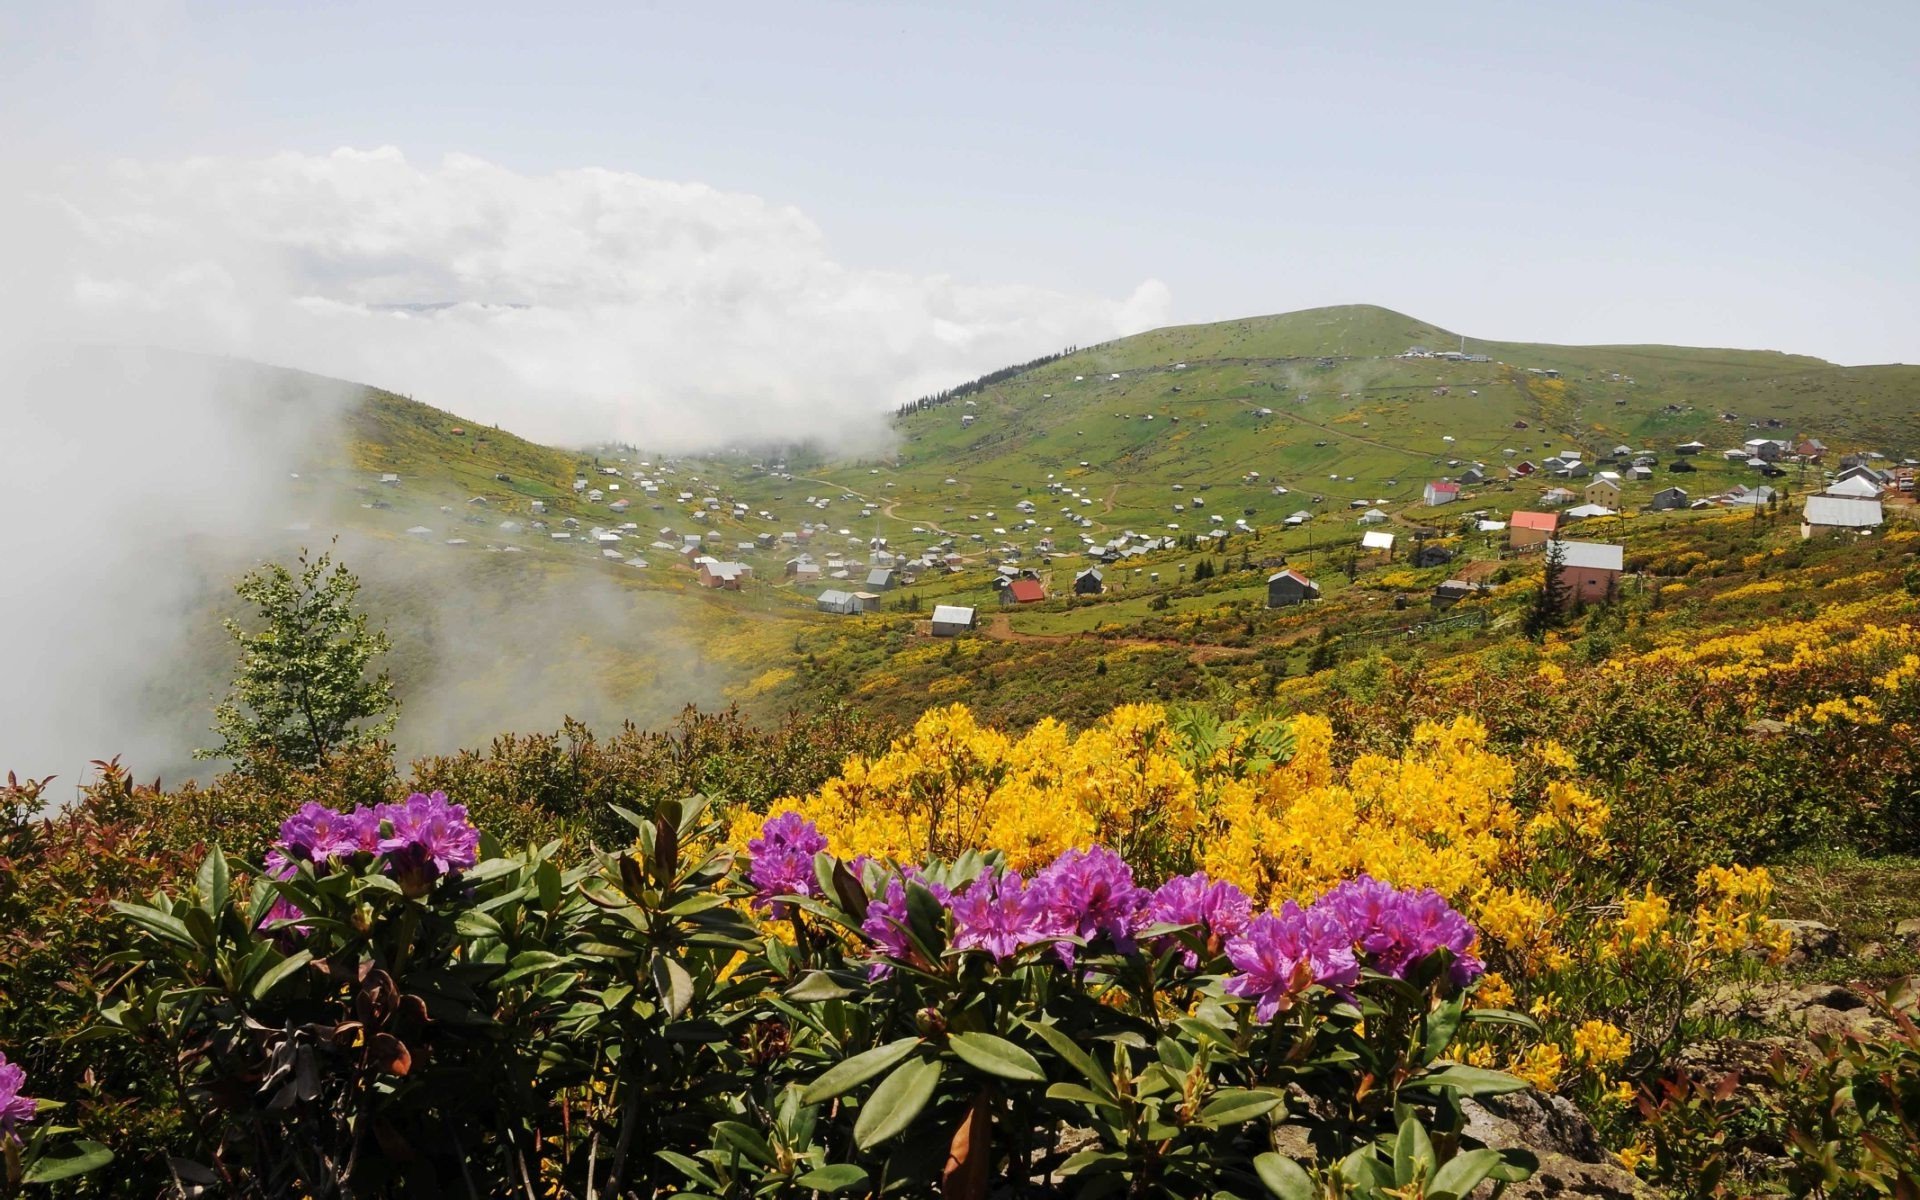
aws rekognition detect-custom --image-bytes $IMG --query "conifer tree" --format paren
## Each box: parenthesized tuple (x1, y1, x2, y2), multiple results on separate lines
(1522, 541, 1570, 642)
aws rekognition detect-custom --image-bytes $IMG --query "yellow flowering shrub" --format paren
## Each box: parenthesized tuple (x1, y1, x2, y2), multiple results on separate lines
(1201, 714, 1523, 913)
(1571, 1019, 1632, 1078)
(745, 700, 1793, 1115)
(734, 702, 1200, 870)
(1716, 579, 1789, 602)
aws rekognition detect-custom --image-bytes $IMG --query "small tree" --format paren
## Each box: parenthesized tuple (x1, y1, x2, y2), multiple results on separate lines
(200, 546, 396, 772)
(1522, 541, 1571, 642)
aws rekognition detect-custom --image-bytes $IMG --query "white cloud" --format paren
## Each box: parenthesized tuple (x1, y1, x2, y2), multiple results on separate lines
(27, 147, 1172, 449)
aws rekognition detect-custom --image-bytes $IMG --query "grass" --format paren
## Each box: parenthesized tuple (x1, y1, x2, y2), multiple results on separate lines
(150, 307, 1916, 760)
(1771, 849, 1920, 984)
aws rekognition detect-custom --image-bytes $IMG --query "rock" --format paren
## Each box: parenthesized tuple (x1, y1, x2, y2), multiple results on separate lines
(1860, 940, 1889, 962)
(1676, 1033, 1804, 1080)
(1461, 1092, 1653, 1199)
(1682, 980, 1899, 1079)
(1764, 919, 1842, 964)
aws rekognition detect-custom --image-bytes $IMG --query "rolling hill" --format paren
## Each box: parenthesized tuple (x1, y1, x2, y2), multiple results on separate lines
(48, 306, 1915, 777)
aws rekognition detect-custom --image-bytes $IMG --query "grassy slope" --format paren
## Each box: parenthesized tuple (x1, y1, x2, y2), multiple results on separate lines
(687, 307, 1908, 618)
(171, 308, 1916, 748)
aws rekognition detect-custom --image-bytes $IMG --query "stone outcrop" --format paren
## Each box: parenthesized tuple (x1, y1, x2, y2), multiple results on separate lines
(1460, 1092, 1653, 1199)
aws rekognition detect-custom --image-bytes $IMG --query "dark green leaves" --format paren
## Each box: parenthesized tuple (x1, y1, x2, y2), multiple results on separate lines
(947, 1032, 1045, 1082)
(801, 1038, 923, 1105)
(21, 1140, 115, 1184)
(1402, 1065, 1530, 1096)
(852, 1057, 943, 1149)
(1254, 1153, 1315, 1200)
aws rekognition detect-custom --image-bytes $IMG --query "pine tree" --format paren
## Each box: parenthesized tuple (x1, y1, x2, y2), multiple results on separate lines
(199, 546, 396, 772)
(1522, 541, 1571, 642)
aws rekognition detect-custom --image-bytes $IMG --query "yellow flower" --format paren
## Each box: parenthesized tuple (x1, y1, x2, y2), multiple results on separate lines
(1571, 1020, 1632, 1072)
(1472, 971, 1516, 1010)
(1511, 1042, 1565, 1091)
(1613, 885, 1673, 954)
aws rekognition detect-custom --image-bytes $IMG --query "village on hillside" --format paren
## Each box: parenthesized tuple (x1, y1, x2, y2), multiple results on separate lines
(325, 327, 1914, 666)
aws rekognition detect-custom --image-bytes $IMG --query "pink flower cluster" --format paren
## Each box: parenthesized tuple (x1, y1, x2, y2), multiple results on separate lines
(745, 817, 1484, 1018)
(746, 811, 830, 913)
(1224, 875, 1484, 1022)
(0, 1051, 37, 1143)
(261, 793, 482, 930)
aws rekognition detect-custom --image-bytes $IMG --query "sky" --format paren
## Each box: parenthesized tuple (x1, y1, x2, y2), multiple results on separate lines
(1, 0, 1916, 441)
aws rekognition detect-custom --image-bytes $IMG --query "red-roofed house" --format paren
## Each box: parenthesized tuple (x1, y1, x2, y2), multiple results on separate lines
(1004, 578, 1047, 604)
(1424, 480, 1462, 506)
(1509, 511, 1560, 550)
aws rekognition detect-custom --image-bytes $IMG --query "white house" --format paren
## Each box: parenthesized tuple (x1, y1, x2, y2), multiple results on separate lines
(1802, 495, 1883, 535)
(930, 605, 977, 636)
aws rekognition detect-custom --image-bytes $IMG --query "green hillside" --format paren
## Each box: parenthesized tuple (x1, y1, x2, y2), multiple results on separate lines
(726, 304, 1914, 544)
(124, 307, 1919, 769)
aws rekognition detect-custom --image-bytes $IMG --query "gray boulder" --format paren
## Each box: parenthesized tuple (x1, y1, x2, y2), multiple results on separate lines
(1460, 1091, 1653, 1199)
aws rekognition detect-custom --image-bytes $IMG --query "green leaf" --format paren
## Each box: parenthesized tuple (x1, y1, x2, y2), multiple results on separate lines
(196, 847, 230, 918)
(1026, 1020, 1114, 1097)
(1253, 1153, 1315, 1200)
(535, 860, 563, 911)
(1197, 1088, 1284, 1127)
(251, 949, 313, 1000)
(1463, 1007, 1542, 1033)
(1403, 1065, 1531, 1097)
(712, 1121, 776, 1166)
(608, 803, 651, 832)
(22, 1140, 114, 1183)
(1486, 1148, 1538, 1184)
(1430, 1149, 1503, 1200)
(801, 1037, 923, 1104)
(1044, 1083, 1121, 1112)
(656, 1150, 718, 1189)
(652, 956, 695, 1020)
(1340, 1148, 1393, 1190)
(947, 1031, 1046, 1082)
(1057, 1148, 1125, 1177)
(793, 1164, 869, 1192)
(1394, 1116, 1436, 1188)
(1423, 997, 1465, 1065)
(853, 1057, 943, 1150)
(786, 971, 858, 1002)
(111, 902, 196, 950)
(455, 911, 505, 940)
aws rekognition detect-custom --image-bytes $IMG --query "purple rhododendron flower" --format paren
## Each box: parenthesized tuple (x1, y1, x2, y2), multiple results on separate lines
(949, 869, 1054, 960)
(275, 802, 387, 866)
(1031, 846, 1149, 966)
(1144, 871, 1253, 967)
(257, 847, 309, 937)
(746, 811, 829, 911)
(339, 806, 386, 858)
(378, 792, 481, 880)
(1314, 875, 1483, 985)
(276, 802, 362, 864)
(259, 895, 310, 937)
(0, 1052, 39, 1140)
(1223, 903, 1361, 1022)
(860, 868, 952, 978)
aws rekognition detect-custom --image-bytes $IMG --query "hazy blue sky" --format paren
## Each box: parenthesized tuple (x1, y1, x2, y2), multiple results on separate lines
(4, 0, 1916, 369)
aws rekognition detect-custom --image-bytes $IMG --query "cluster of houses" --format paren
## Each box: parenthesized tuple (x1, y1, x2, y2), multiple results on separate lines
(1801, 462, 1894, 537)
